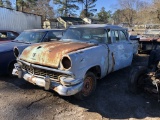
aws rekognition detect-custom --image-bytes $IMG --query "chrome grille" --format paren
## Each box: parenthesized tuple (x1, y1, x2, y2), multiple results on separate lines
(21, 63, 64, 81)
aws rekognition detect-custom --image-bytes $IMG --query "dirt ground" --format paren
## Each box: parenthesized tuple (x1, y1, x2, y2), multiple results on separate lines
(0, 55, 160, 120)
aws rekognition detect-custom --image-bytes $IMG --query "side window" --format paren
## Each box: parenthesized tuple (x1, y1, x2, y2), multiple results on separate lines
(119, 31, 127, 41)
(52, 31, 63, 39)
(7, 32, 17, 39)
(112, 30, 119, 43)
(48, 31, 57, 41)
(107, 29, 111, 44)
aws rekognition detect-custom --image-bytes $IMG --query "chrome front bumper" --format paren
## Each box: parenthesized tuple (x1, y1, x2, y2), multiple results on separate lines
(12, 68, 83, 96)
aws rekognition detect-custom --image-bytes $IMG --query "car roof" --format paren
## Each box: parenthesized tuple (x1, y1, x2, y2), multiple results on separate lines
(70, 24, 127, 30)
(0, 30, 19, 33)
(24, 29, 65, 32)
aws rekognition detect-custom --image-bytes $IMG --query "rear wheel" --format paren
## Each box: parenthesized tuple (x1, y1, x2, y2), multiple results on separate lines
(74, 72, 97, 100)
(128, 66, 147, 93)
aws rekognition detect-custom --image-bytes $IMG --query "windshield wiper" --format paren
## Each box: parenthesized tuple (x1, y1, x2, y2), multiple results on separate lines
(25, 41, 32, 44)
(12, 40, 31, 44)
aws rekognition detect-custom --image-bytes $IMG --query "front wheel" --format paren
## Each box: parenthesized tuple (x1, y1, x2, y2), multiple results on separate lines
(74, 72, 97, 100)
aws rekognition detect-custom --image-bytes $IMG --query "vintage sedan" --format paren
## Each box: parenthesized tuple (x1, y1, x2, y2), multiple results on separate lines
(13, 24, 138, 99)
(0, 29, 64, 75)
(0, 30, 19, 43)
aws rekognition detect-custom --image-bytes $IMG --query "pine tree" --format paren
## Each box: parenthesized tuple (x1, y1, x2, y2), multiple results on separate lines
(97, 7, 110, 23)
(0, 0, 4, 7)
(53, 0, 79, 16)
(79, 0, 97, 17)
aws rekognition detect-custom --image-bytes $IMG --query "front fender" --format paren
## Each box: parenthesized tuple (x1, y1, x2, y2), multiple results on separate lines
(68, 45, 109, 79)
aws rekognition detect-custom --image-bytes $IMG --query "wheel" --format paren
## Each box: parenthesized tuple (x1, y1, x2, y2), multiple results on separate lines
(74, 72, 97, 100)
(8, 61, 16, 77)
(128, 66, 147, 94)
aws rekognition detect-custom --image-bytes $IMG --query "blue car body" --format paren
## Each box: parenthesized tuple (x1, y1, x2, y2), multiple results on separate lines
(0, 29, 64, 75)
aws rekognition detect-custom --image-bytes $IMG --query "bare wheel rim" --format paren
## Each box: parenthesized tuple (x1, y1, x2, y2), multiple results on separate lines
(82, 76, 94, 96)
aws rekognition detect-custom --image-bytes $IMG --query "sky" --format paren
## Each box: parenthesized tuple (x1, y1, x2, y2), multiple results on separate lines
(10, 0, 119, 13)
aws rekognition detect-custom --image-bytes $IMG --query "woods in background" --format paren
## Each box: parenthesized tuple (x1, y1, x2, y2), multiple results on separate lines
(0, 0, 159, 25)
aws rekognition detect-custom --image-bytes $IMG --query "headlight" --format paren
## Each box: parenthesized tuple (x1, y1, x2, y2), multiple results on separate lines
(61, 56, 71, 69)
(13, 47, 19, 58)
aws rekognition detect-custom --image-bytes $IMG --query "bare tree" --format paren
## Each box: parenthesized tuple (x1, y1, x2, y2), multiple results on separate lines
(117, 0, 140, 26)
(153, 0, 160, 23)
(26, 0, 54, 20)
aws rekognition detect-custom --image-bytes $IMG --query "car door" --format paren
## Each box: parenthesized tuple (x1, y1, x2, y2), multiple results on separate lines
(119, 30, 133, 68)
(107, 29, 133, 73)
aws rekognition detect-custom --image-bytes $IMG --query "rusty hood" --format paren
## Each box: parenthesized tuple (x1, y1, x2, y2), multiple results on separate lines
(19, 41, 96, 68)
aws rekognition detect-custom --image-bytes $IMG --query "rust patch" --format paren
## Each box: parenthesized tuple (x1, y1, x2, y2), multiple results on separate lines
(20, 41, 96, 68)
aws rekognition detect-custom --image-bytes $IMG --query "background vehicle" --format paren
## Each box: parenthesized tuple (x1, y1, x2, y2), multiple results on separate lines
(13, 24, 138, 99)
(0, 29, 64, 76)
(128, 49, 160, 101)
(0, 30, 19, 43)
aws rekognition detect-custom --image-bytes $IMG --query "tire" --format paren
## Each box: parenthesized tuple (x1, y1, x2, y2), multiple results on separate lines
(74, 72, 97, 100)
(128, 66, 147, 94)
(8, 62, 15, 77)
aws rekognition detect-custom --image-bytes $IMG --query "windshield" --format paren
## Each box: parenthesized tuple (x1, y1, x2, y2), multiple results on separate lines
(13, 31, 46, 43)
(61, 28, 107, 43)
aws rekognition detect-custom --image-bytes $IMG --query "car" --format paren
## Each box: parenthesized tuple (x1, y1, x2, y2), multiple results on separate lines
(128, 49, 160, 100)
(13, 24, 138, 99)
(0, 30, 19, 43)
(132, 29, 160, 54)
(0, 29, 64, 75)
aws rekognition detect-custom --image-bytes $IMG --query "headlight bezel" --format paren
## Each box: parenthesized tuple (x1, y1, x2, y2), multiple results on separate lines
(61, 55, 72, 70)
(13, 47, 19, 58)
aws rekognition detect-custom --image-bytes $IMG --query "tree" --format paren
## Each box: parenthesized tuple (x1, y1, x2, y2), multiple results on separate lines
(97, 7, 110, 23)
(153, 0, 160, 22)
(25, 0, 54, 20)
(80, 9, 94, 18)
(4, 0, 12, 8)
(0, 0, 4, 7)
(117, 0, 140, 26)
(0, 0, 12, 8)
(16, 0, 37, 12)
(78, 0, 97, 18)
(53, 0, 79, 16)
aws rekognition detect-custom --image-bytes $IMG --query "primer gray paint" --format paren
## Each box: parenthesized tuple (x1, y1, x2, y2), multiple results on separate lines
(0, 7, 41, 32)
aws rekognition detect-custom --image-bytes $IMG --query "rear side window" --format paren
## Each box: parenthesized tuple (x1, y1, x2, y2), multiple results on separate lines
(119, 31, 127, 41)
(112, 30, 119, 42)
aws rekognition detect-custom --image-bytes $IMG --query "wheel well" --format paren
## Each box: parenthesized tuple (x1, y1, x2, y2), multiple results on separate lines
(87, 66, 101, 79)
(8, 60, 16, 72)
